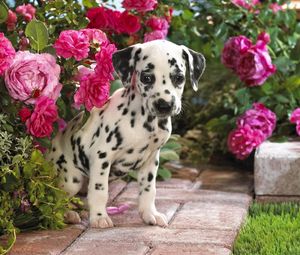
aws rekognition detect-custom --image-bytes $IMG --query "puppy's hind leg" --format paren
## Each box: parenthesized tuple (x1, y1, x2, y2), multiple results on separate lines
(59, 168, 84, 224)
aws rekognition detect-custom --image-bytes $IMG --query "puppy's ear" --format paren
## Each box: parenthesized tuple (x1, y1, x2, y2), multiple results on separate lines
(181, 46, 206, 91)
(112, 45, 142, 88)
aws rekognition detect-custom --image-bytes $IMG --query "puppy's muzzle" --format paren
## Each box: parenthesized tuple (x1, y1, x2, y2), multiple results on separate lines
(153, 98, 175, 116)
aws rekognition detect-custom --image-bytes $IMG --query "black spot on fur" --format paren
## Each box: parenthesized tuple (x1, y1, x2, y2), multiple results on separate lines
(139, 144, 149, 153)
(142, 93, 147, 97)
(164, 89, 170, 94)
(97, 213, 102, 216)
(105, 125, 109, 133)
(106, 131, 114, 143)
(155, 160, 159, 166)
(134, 48, 142, 66)
(102, 161, 109, 169)
(117, 103, 124, 110)
(132, 159, 142, 170)
(122, 108, 128, 115)
(56, 154, 67, 169)
(131, 94, 135, 101)
(130, 119, 135, 128)
(143, 55, 148, 60)
(99, 110, 104, 116)
(73, 153, 78, 165)
(98, 151, 107, 158)
(93, 127, 100, 138)
(154, 138, 159, 143)
(112, 126, 123, 151)
(95, 183, 102, 190)
(147, 115, 155, 122)
(146, 63, 154, 70)
(64, 177, 68, 182)
(163, 80, 166, 84)
(158, 118, 169, 131)
(114, 170, 126, 176)
(122, 162, 134, 167)
(73, 177, 80, 183)
(144, 187, 150, 192)
(127, 148, 134, 154)
(148, 172, 154, 182)
(168, 58, 177, 67)
(141, 106, 145, 116)
(52, 147, 56, 152)
(143, 122, 154, 132)
(63, 168, 67, 173)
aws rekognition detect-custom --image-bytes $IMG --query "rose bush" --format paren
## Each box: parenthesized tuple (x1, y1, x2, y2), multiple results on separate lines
(0, 1, 177, 252)
(168, 0, 300, 161)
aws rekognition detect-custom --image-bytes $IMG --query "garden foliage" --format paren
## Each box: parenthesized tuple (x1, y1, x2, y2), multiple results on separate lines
(168, 0, 300, 161)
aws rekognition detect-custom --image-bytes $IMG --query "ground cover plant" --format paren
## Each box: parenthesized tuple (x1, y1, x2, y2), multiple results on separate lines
(233, 202, 300, 255)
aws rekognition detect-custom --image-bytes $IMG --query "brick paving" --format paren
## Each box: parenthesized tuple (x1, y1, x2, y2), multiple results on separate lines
(8, 164, 253, 255)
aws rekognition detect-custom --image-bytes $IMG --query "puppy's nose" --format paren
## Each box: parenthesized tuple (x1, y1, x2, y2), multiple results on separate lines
(153, 99, 174, 115)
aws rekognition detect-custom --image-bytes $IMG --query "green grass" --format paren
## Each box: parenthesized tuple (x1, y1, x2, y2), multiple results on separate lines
(233, 202, 300, 255)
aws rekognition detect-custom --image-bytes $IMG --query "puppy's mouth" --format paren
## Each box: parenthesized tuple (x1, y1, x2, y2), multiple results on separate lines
(152, 98, 175, 117)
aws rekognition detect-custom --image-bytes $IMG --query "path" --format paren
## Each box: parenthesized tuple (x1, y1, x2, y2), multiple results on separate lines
(8, 163, 253, 255)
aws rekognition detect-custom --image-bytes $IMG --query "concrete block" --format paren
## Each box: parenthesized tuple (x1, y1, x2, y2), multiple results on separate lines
(255, 141, 300, 196)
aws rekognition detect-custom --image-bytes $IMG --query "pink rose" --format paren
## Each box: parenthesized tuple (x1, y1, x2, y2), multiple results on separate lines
(144, 30, 167, 42)
(146, 17, 169, 36)
(74, 72, 110, 111)
(16, 4, 36, 21)
(269, 3, 283, 13)
(290, 108, 300, 124)
(19, 107, 32, 123)
(4, 51, 61, 103)
(122, 0, 157, 12)
(231, 0, 260, 9)
(6, 10, 17, 31)
(54, 30, 90, 61)
(26, 96, 58, 138)
(95, 43, 117, 81)
(237, 103, 276, 138)
(0, 33, 15, 76)
(227, 124, 264, 160)
(81, 28, 108, 46)
(118, 12, 141, 35)
(257, 31, 270, 44)
(236, 41, 276, 86)
(290, 108, 300, 136)
(221, 36, 252, 71)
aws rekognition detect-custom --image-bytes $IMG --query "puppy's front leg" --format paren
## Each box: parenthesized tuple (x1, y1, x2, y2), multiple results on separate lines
(88, 159, 113, 228)
(138, 151, 168, 227)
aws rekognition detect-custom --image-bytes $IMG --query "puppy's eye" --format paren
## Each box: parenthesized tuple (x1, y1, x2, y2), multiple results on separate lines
(173, 74, 185, 85)
(140, 72, 155, 85)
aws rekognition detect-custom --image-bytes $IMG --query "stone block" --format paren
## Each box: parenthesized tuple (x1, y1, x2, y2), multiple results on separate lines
(255, 141, 300, 196)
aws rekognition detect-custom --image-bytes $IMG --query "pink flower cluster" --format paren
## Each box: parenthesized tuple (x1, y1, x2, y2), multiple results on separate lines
(231, 0, 283, 13)
(228, 103, 276, 159)
(290, 108, 300, 136)
(54, 29, 116, 111)
(86, 0, 171, 42)
(0, 33, 15, 76)
(122, 0, 157, 12)
(16, 4, 36, 21)
(144, 17, 169, 42)
(86, 7, 141, 35)
(222, 32, 276, 87)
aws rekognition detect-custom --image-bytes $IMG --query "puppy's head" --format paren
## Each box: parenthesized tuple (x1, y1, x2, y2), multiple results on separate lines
(112, 40, 205, 118)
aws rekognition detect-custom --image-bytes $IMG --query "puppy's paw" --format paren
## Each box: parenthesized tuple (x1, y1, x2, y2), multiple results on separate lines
(64, 210, 81, 224)
(140, 210, 168, 227)
(90, 215, 114, 228)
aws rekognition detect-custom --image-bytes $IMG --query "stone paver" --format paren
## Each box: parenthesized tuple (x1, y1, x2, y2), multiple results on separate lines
(111, 200, 180, 227)
(150, 244, 231, 255)
(7, 164, 253, 255)
(170, 201, 248, 231)
(255, 141, 300, 196)
(8, 225, 86, 255)
(197, 165, 253, 194)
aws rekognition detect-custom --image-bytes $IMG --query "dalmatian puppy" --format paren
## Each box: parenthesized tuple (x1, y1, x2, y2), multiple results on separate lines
(48, 40, 205, 228)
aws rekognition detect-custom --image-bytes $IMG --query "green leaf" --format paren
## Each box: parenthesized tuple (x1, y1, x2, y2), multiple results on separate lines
(25, 19, 49, 52)
(110, 80, 123, 95)
(157, 167, 172, 180)
(159, 150, 179, 161)
(82, 0, 98, 8)
(128, 171, 137, 180)
(0, 1, 8, 24)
